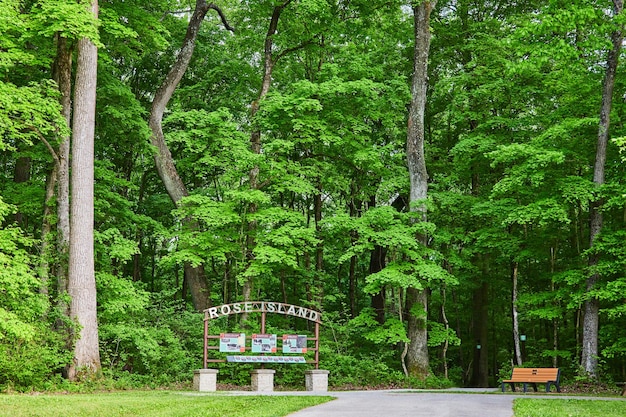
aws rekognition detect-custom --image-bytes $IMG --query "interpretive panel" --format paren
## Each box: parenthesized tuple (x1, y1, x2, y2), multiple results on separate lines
(251, 334, 277, 353)
(219, 333, 246, 353)
(283, 334, 307, 353)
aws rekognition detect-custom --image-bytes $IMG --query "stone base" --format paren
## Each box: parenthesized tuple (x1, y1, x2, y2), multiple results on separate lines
(305, 370, 330, 392)
(251, 369, 276, 392)
(194, 369, 219, 392)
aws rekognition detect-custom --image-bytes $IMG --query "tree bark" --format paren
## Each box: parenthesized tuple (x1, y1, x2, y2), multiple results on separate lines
(405, 0, 436, 380)
(512, 261, 523, 366)
(51, 34, 73, 324)
(67, 0, 101, 380)
(581, 0, 623, 379)
(148, 1, 232, 311)
(406, 286, 429, 377)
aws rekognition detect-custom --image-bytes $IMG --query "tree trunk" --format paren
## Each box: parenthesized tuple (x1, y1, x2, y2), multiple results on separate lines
(369, 195, 386, 324)
(13, 156, 30, 228)
(512, 261, 523, 366)
(314, 186, 324, 305)
(406, 287, 429, 377)
(440, 285, 450, 379)
(242, 1, 291, 319)
(405, 0, 436, 380)
(370, 244, 387, 324)
(582, 0, 623, 379)
(148, 1, 232, 311)
(52, 34, 73, 325)
(67, 0, 101, 380)
(550, 246, 559, 368)
(470, 281, 489, 387)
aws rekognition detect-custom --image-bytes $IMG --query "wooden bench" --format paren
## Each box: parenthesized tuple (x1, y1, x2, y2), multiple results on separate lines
(501, 368, 561, 393)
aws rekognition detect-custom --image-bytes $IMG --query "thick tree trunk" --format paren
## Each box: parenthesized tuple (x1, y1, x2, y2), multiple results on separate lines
(148, 1, 232, 311)
(406, 287, 429, 377)
(67, 0, 101, 380)
(582, 0, 623, 379)
(405, 0, 436, 380)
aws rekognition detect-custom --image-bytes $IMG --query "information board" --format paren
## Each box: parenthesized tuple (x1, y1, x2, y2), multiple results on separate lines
(282, 334, 307, 353)
(251, 334, 277, 353)
(219, 333, 246, 353)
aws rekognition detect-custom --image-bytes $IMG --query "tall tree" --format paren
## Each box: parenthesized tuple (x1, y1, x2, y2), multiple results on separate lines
(67, 0, 101, 380)
(148, 0, 233, 311)
(582, 0, 624, 379)
(405, 0, 436, 379)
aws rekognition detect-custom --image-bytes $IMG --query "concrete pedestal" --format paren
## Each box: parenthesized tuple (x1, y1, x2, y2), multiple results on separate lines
(193, 369, 219, 392)
(305, 370, 330, 392)
(251, 369, 276, 392)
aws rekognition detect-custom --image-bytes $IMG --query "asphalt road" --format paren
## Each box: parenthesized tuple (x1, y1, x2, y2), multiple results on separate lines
(285, 390, 515, 417)
(191, 388, 626, 417)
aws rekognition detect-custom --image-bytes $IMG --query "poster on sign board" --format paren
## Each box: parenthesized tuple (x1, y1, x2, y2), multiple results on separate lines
(251, 334, 277, 353)
(219, 333, 246, 352)
(283, 334, 307, 353)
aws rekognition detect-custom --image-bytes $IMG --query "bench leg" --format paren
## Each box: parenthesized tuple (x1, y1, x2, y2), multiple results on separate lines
(546, 382, 551, 392)
(510, 382, 516, 392)
(501, 382, 505, 393)
(531, 383, 538, 392)
(523, 383, 528, 393)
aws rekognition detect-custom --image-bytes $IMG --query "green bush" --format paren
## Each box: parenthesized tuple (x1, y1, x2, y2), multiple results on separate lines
(0, 328, 69, 392)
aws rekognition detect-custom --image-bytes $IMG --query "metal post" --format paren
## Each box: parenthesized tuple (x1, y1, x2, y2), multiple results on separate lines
(261, 311, 266, 334)
(203, 316, 208, 369)
(315, 322, 319, 369)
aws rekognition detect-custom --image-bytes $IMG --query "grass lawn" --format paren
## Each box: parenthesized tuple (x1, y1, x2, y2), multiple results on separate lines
(514, 398, 626, 417)
(0, 391, 333, 417)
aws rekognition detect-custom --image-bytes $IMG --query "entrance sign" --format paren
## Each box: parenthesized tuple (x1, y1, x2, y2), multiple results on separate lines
(203, 301, 322, 369)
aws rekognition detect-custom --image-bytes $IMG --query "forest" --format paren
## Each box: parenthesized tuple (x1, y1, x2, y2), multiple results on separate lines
(1, 0, 626, 392)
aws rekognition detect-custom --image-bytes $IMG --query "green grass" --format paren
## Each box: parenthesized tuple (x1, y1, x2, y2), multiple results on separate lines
(514, 398, 626, 417)
(0, 391, 333, 417)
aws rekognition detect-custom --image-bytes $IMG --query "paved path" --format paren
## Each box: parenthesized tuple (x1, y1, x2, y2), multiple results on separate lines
(198, 388, 626, 417)
(286, 390, 515, 417)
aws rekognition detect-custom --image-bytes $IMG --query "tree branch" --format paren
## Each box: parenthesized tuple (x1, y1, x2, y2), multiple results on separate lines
(209, 4, 235, 32)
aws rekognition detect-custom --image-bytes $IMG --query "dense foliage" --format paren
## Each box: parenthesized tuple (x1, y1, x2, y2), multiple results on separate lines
(1, 0, 625, 391)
